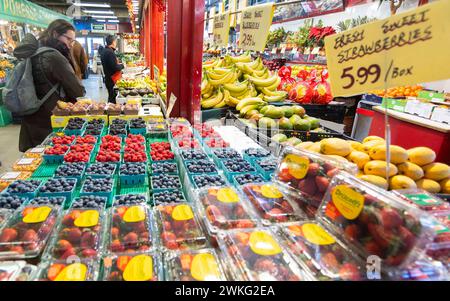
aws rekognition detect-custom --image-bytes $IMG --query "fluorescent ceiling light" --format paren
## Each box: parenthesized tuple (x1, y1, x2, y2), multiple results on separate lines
(73, 2, 110, 8)
(96, 19, 106, 22)
(91, 15, 117, 18)
(107, 20, 120, 23)
(83, 10, 114, 14)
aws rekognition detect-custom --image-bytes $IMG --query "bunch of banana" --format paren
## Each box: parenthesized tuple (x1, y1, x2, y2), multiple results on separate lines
(201, 88, 224, 109)
(236, 97, 267, 118)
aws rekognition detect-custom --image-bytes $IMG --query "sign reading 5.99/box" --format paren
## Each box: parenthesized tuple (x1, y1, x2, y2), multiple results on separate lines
(238, 3, 275, 52)
(325, 0, 450, 97)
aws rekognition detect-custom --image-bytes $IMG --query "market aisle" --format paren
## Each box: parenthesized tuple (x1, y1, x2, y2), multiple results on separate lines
(82, 74, 108, 102)
(0, 124, 21, 173)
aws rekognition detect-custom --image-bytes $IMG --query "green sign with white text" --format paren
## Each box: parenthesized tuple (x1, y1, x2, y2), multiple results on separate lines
(0, 0, 72, 28)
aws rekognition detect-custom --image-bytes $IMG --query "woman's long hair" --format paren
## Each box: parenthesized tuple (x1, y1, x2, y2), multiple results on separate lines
(39, 19, 76, 70)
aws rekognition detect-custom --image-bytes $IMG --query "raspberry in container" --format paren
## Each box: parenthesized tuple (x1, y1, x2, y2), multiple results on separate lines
(35, 259, 99, 281)
(0, 204, 60, 259)
(107, 204, 155, 254)
(216, 228, 310, 281)
(393, 189, 450, 217)
(165, 248, 228, 281)
(0, 171, 32, 192)
(12, 157, 42, 172)
(274, 147, 358, 217)
(317, 171, 435, 270)
(102, 251, 163, 281)
(155, 203, 207, 251)
(241, 183, 305, 225)
(196, 187, 258, 243)
(43, 208, 106, 260)
(276, 221, 366, 281)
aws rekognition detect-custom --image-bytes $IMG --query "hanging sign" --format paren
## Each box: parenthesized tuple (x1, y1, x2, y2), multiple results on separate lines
(213, 12, 231, 47)
(208, 7, 216, 34)
(325, 0, 450, 97)
(238, 3, 275, 52)
(229, 0, 237, 27)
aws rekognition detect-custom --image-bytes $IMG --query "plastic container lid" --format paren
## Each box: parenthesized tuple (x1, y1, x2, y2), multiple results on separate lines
(102, 251, 162, 281)
(0, 205, 60, 259)
(273, 147, 358, 212)
(35, 259, 99, 281)
(0, 261, 26, 281)
(241, 183, 305, 225)
(43, 208, 105, 260)
(393, 189, 450, 217)
(317, 171, 436, 270)
(154, 203, 207, 251)
(276, 221, 366, 281)
(216, 228, 309, 281)
(107, 204, 155, 254)
(165, 248, 228, 281)
(196, 187, 258, 234)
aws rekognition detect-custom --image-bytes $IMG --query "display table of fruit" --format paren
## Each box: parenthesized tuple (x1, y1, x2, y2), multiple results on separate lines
(0, 115, 448, 281)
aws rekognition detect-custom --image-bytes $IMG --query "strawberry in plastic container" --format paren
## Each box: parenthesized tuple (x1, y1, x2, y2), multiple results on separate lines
(277, 66, 296, 93)
(288, 70, 314, 104)
(312, 70, 332, 105)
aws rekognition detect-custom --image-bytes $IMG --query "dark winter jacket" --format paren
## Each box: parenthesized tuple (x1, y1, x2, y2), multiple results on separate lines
(100, 46, 124, 79)
(14, 34, 85, 152)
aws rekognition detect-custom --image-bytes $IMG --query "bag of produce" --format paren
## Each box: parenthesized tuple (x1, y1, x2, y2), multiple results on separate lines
(312, 70, 332, 105)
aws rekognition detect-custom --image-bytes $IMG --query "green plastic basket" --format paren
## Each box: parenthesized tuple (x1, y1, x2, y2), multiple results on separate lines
(119, 185, 150, 198)
(32, 164, 60, 178)
(0, 105, 12, 127)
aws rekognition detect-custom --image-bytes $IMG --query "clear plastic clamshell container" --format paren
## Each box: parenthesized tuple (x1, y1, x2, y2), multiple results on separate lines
(393, 189, 450, 217)
(241, 183, 305, 225)
(317, 171, 436, 270)
(0, 209, 11, 228)
(217, 228, 310, 281)
(107, 204, 155, 254)
(35, 259, 99, 281)
(387, 255, 448, 281)
(0, 261, 27, 281)
(273, 147, 358, 217)
(165, 248, 228, 281)
(43, 208, 106, 260)
(197, 187, 258, 234)
(0, 205, 60, 259)
(276, 221, 366, 281)
(102, 251, 162, 281)
(424, 216, 450, 266)
(154, 203, 207, 251)
(14, 263, 38, 281)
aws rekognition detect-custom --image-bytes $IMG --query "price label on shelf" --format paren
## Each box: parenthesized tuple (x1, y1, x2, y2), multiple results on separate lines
(303, 47, 310, 55)
(213, 12, 231, 47)
(271, 48, 277, 54)
(280, 47, 286, 54)
(17, 158, 34, 165)
(238, 3, 275, 52)
(1, 172, 21, 180)
(311, 47, 320, 55)
(324, 0, 450, 97)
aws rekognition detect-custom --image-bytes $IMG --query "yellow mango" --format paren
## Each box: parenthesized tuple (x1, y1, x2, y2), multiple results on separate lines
(389, 175, 417, 190)
(416, 178, 441, 193)
(320, 138, 351, 157)
(407, 147, 436, 166)
(422, 163, 450, 181)
(357, 174, 388, 190)
(439, 178, 450, 194)
(361, 140, 385, 154)
(295, 141, 314, 150)
(368, 145, 408, 164)
(397, 162, 424, 181)
(326, 155, 349, 162)
(307, 142, 321, 153)
(362, 136, 385, 144)
(364, 160, 398, 178)
(349, 141, 364, 152)
(347, 151, 370, 169)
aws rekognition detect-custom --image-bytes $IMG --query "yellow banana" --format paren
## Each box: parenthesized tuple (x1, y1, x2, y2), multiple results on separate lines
(227, 95, 241, 107)
(261, 88, 286, 97)
(201, 89, 223, 109)
(237, 90, 252, 100)
(207, 69, 233, 81)
(229, 53, 252, 63)
(247, 73, 278, 87)
(223, 80, 248, 94)
(213, 99, 227, 108)
(252, 67, 268, 78)
(213, 67, 233, 75)
(263, 93, 287, 102)
(239, 104, 259, 116)
(208, 71, 235, 87)
(250, 85, 258, 97)
(236, 97, 266, 111)
(265, 76, 281, 91)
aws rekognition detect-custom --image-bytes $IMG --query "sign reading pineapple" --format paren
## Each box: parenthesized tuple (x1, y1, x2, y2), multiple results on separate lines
(238, 3, 275, 52)
(213, 12, 231, 47)
(325, 0, 450, 97)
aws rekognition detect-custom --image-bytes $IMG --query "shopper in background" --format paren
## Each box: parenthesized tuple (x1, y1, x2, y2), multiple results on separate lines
(101, 35, 124, 103)
(71, 40, 88, 80)
(13, 19, 85, 152)
(93, 45, 105, 88)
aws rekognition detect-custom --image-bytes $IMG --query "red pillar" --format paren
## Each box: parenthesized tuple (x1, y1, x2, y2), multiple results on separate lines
(150, 1, 164, 78)
(144, 6, 151, 68)
(167, 0, 204, 122)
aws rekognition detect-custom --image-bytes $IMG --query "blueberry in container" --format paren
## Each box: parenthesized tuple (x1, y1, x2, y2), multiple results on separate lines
(151, 162, 178, 175)
(38, 178, 77, 204)
(119, 162, 147, 186)
(152, 190, 186, 205)
(242, 147, 272, 164)
(28, 196, 67, 208)
(232, 173, 265, 187)
(255, 158, 277, 181)
(180, 149, 208, 161)
(85, 163, 117, 178)
(70, 195, 108, 210)
(192, 174, 227, 189)
(5, 180, 42, 200)
(151, 174, 182, 193)
(113, 194, 148, 206)
(220, 158, 257, 183)
(80, 177, 114, 205)
(54, 163, 86, 184)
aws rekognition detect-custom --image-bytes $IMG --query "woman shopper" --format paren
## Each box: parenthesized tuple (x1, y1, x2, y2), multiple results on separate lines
(101, 35, 124, 103)
(13, 19, 85, 152)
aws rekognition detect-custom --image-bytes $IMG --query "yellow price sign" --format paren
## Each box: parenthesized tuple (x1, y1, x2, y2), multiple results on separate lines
(324, 0, 450, 97)
(213, 12, 231, 47)
(238, 3, 275, 52)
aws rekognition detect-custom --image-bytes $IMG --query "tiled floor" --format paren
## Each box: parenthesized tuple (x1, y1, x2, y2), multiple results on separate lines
(0, 75, 107, 173)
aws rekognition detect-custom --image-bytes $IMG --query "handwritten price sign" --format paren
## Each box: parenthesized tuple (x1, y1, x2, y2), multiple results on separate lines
(238, 3, 275, 52)
(325, 0, 450, 97)
(213, 12, 231, 47)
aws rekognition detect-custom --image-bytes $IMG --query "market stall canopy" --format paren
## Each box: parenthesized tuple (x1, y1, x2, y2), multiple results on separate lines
(0, 0, 72, 28)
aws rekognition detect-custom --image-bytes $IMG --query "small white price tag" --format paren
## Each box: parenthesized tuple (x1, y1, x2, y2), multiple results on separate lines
(311, 47, 320, 55)
(29, 147, 45, 153)
(17, 158, 34, 165)
(271, 48, 277, 54)
(304, 47, 311, 55)
(1, 172, 21, 180)
(280, 47, 286, 54)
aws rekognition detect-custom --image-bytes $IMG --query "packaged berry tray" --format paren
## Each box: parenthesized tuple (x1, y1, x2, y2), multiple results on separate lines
(219, 159, 258, 183)
(231, 173, 266, 189)
(34, 259, 100, 281)
(152, 190, 187, 206)
(255, 157, 277, 181)
(150, 162, 179, 176)
(119, 164, 148, 186)
(5, 179, 43, 200)
(79, 178, 115, 205)
(38, 178, 78, 204)
(85, 163, 117, 179)
(242, 147, 272, 165)
(101, 251, 163, 281)
(53, 163, 87, 184)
